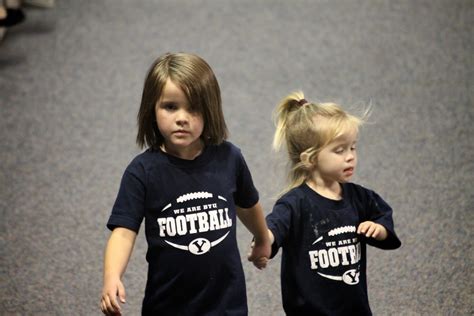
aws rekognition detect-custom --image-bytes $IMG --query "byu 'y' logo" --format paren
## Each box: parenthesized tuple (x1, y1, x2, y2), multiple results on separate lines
(342, 269, 360, 285)
(189, 238, 211, 255)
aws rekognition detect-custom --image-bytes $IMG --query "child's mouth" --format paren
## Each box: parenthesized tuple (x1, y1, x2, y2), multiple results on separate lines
(344, 167, 354, 175)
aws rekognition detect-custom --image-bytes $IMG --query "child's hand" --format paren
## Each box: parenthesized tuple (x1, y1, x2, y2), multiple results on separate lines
(250, 253, 269, 269)
(247, 230, 273, 269)
(247, 240, 270, 269)
(357, 221, 388, 241)
(100, 276, 126, 316)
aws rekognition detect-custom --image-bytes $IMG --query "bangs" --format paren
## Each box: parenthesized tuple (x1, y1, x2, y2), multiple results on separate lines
(330, 116, 361, 142)
(314, 108, 362, 148)
(174, 79, 205, 114)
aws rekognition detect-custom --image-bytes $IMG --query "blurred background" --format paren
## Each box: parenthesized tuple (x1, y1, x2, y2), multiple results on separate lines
(1, 0, 472, 315)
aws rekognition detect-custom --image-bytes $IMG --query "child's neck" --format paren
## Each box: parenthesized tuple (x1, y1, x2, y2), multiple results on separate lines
(161, 141, 204, 160)
(306, 178, 342, 200)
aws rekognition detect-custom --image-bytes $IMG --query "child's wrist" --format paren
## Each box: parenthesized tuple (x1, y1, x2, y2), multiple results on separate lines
(253, 234, 270, 245)
(375, 224, 388, 241)
(253, 236, 269, 245)
(268, 229, 274, 244)
(254, 230, 274, 245)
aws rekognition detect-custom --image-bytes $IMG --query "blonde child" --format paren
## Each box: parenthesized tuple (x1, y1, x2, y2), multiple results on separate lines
(101, 52, 271, 316)
(265, 92, 401, 315)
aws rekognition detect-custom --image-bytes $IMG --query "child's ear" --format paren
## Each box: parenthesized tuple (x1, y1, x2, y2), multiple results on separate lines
(300, 151, 318, 169)
(300, 152, 312, 168)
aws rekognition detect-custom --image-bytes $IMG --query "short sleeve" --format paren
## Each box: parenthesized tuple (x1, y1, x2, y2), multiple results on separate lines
(363, 190, 401, 250)
(266, 200, 293, 258)
(233, 150, 259, 208)
(106, 161, 146, 232)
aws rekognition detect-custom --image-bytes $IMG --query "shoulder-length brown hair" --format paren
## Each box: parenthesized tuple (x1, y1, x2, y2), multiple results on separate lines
(136, 52, 228, 149)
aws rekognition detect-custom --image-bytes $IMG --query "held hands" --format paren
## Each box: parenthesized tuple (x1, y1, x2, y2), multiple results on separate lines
(100, 276, 126, 316)
(247, 230, 273, 270)
(357, 221, 388, 241)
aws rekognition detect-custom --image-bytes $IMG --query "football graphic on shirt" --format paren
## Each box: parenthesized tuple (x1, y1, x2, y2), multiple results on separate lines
(308, 225, 361, 285)
(156, 191, 232, 255)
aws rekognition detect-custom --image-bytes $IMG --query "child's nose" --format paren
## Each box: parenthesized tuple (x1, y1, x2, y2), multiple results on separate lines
(176, 109, 189, 124)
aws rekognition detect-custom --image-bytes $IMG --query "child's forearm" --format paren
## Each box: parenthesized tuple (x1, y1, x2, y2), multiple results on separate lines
(103, 227, 137, 280)
(236, 202, 270, 243)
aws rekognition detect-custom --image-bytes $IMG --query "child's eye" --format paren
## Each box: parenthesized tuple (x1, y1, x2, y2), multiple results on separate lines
(162, 103, 177, 110)
(334, 148, 344, 154)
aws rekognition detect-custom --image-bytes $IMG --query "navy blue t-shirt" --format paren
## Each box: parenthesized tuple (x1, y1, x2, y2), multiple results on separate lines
(266, 183, 401, 316)
(107, 142, 259, 316)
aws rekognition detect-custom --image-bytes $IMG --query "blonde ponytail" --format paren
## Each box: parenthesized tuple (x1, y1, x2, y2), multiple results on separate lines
(272, 91, 306, 151)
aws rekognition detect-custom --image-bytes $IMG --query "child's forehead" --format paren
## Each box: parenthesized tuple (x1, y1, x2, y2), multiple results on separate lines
(330, 128, 359, 144)
(159, 79, 187, 100)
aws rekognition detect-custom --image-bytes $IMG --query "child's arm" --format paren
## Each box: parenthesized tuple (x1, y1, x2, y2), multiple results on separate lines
(236, 202, 272, 269)
(357, 187, 401, 249)
(101, 227, 137, 315)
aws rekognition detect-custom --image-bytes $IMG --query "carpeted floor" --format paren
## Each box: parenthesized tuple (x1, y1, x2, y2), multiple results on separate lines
(1, 1, 472, 315)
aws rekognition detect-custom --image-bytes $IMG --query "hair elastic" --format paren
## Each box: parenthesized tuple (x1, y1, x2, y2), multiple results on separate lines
(297, 99, 309, 106)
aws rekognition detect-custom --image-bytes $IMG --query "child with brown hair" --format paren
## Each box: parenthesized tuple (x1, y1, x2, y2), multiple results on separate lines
(100, 52, 271, 315)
